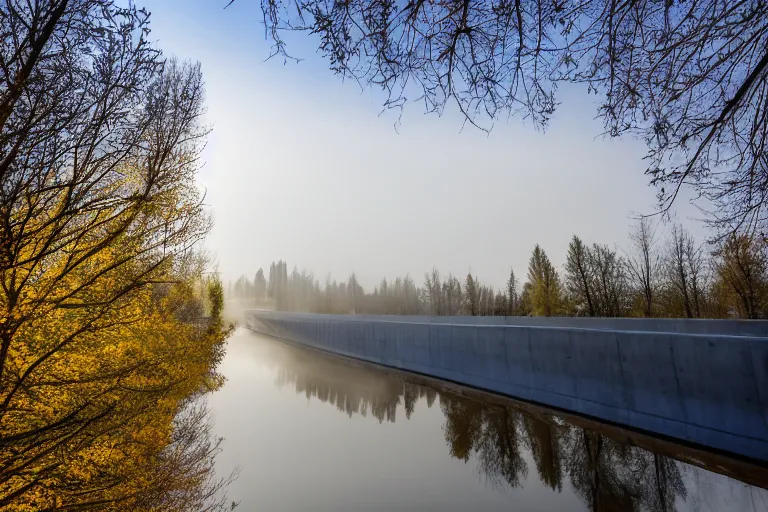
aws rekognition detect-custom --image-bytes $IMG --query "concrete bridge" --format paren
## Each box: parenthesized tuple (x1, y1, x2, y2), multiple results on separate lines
(245, 310, 768, 462)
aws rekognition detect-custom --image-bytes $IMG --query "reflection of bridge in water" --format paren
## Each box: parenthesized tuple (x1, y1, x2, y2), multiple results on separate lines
(249, 334, 768, 511)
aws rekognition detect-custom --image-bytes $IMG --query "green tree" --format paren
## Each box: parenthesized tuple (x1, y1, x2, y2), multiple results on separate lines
(527, 245, 562, 317)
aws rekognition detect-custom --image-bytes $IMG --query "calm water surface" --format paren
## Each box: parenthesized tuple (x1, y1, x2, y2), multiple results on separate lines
(210, 328, 768, 511)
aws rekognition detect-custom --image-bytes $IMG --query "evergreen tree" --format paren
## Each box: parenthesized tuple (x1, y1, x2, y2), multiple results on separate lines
(527, 245, 562, 317)
(506, 269, 519, 316)
(464, 274, 479, 316)
(254, 268, 267, 301)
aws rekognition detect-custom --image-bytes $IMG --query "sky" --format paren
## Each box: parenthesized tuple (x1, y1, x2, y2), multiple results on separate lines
(144, 0, 708, 290)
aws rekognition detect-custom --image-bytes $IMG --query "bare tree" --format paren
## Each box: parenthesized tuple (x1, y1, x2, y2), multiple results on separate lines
(683, 234, 707, 318)
(663, 225, 706, 318)
(236, 0, 768, 235)
(665, 225, 693, 318)
(625, 218, 661, 317)
(443, 274, 464, 315)
(484, 286, 495, 316)
(494, 291, 508, 316)
(424, 268, 443, 315)
(138, 399, 240, 512)
(564, 236, 596, 317)
(589, 244, 630, 317)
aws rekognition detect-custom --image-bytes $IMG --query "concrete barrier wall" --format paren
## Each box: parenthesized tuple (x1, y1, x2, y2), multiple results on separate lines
(245, 310, 768, 461)
(246, 309, 768, 336)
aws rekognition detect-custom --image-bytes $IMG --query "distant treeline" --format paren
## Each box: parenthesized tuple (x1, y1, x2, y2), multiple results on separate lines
(229, 220, 768, 319)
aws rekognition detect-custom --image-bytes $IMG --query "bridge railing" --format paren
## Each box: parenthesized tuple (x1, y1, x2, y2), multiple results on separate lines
(245, 308, 768, 336)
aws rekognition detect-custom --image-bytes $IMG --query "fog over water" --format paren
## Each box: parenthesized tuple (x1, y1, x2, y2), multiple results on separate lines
(210, 329, 768, 511)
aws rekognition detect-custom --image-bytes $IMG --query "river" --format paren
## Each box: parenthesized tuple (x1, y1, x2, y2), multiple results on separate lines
(209, 328, 768, 511)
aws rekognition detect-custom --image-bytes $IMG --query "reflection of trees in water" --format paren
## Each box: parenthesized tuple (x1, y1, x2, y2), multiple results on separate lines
(645, 455, 686, 512)
(565, 431, 687, 512)
(474, 404, 528, 489)
(268, 343, 690, 511)
(440, 395, 528, 489)
(564, 429, 638, 510)
(447, 402, 687, 512)
(275, 363, 403, 422)
(268, 345, 435, 423)
(440, 396, 485, 461)
(524, 415, 564, 491)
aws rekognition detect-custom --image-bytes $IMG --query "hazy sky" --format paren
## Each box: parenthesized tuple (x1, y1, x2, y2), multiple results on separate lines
(145, 0, 707, 289)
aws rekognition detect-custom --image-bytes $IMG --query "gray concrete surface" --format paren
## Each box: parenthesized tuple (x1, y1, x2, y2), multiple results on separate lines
(246, 309, 768, 336)
(245, 310, 768, 461)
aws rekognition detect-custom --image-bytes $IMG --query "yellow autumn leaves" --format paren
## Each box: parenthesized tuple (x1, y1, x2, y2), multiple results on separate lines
(1, 5, 233, 506)
(1, 235, 231, 510)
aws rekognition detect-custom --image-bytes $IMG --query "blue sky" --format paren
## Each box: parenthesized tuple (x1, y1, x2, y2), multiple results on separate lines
(143, 0, 707, 289)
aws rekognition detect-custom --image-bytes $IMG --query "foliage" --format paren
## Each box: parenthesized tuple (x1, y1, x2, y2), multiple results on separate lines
(527, 245, 563, 317)
(0, 1, 233, 509)
(714, 234, 768, 318)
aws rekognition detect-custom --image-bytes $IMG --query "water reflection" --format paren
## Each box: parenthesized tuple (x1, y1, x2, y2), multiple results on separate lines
(220, 331, 767, 511)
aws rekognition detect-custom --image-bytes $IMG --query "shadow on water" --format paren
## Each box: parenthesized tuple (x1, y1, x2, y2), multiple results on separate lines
(234, 331, 768, 512)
